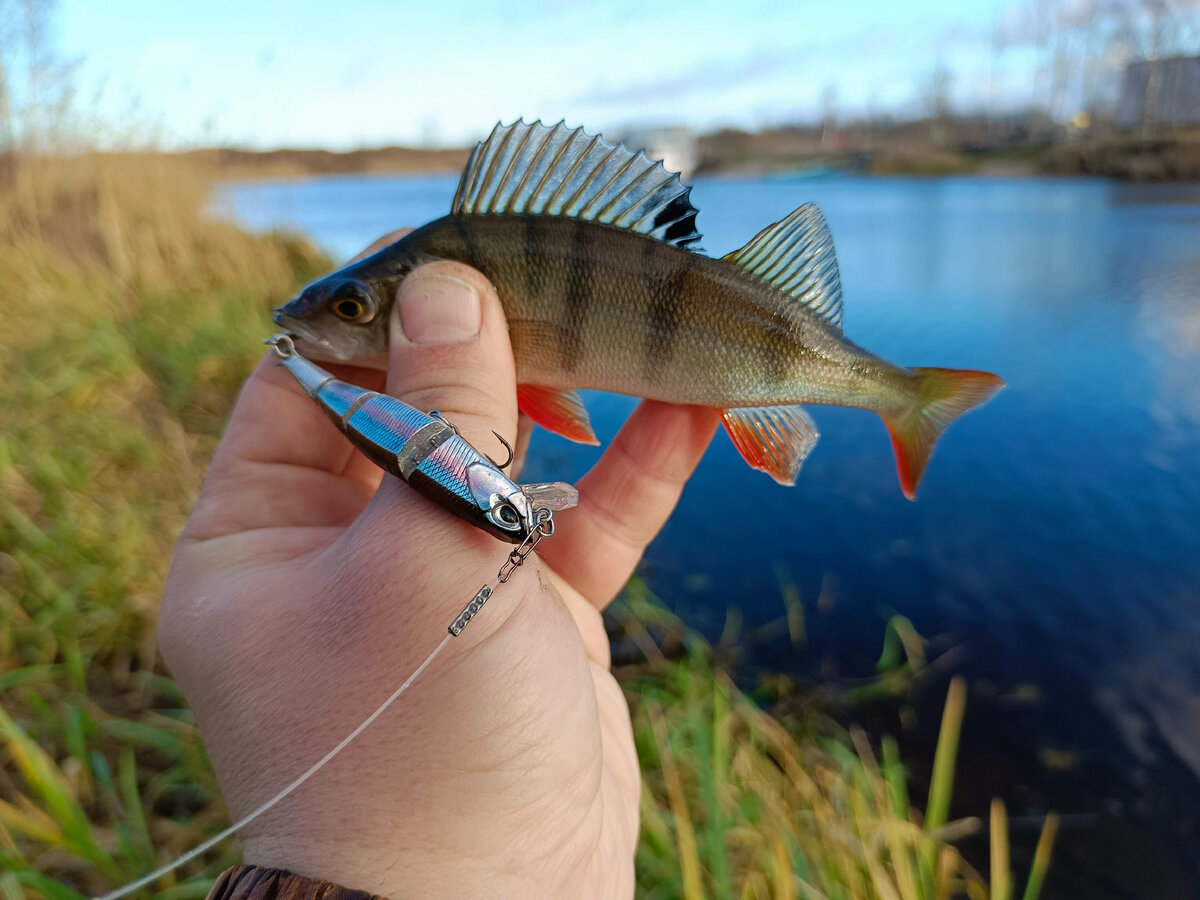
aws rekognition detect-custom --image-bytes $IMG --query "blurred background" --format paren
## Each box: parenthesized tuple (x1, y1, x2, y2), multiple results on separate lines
(1, 1, 1199, 898)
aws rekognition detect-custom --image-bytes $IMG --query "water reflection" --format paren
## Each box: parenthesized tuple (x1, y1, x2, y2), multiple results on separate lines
(222, 173, 1200, 896)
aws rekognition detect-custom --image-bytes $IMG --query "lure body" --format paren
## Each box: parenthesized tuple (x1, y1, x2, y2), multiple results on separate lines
(276, 120, 1004, 497)
(273, 341, 575, 542)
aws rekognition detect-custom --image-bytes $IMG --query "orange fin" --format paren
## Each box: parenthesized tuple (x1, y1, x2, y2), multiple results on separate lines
(882, 367, 1005, 500)
(517, 385, 600, 445)
(722, 405, 820, 486)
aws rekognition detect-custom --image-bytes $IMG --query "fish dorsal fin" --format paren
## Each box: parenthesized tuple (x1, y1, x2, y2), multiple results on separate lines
(451, 120, 702, 249)
(723, 203, 843, 331)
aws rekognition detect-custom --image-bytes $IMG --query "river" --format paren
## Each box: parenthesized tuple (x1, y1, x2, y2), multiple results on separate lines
(219, 171, 1200, 898)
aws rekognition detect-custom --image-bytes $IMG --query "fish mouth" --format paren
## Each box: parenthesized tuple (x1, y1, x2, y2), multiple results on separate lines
(271, 309, 348, 361)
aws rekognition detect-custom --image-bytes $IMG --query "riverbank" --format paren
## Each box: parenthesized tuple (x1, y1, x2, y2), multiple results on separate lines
(694, 127, 1200, 180)
(95, 125, 1200, 183)
(0, 154, 1056, 898)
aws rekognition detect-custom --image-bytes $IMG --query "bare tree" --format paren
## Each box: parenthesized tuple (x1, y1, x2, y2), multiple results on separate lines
(920, 62, 953, 146)
(994, 0, 1199, 132)
(0, 0, 79, 163)
(821, 83, 838, 151)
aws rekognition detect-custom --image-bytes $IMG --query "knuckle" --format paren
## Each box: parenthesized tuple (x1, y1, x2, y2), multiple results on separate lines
(402, 380, 511, 426)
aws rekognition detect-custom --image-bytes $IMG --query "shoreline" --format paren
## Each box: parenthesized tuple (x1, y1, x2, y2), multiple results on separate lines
(70, 129, 1200, 185)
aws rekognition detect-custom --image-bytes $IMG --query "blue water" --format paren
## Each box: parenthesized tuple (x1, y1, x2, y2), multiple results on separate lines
(220, 173, 1200, 897)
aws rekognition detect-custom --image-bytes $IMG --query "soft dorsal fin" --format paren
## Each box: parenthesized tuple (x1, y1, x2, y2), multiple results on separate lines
(451, 120, 702, 249)
(723, 203, 843, 331)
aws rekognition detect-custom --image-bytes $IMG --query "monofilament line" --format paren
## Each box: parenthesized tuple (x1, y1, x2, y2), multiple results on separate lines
(95, 632, 454, 900)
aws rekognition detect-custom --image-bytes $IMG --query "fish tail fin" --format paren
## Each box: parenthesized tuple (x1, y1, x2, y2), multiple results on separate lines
(882, 367, 1005, 500)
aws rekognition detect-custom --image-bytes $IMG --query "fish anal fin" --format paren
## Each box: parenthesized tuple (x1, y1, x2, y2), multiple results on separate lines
(723, 203, 843, 331)
(882, 367, 1005, 500)
(451, 120, 702, 250)
(722, 405, 820, 486)
(517, 384, 600, 445)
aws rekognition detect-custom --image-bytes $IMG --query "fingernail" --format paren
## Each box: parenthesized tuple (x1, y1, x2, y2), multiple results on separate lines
(395, 274, 481, 345)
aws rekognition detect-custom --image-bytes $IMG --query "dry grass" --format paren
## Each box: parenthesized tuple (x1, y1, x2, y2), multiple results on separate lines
(0, 152, 326, 897)
(0, 152, 1055, 898)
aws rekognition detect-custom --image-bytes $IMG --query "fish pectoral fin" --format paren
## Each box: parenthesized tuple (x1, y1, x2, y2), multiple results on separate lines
(517, 385, 600, 445)
(722, 405, 820, 486)
(723, 203, 843, 332)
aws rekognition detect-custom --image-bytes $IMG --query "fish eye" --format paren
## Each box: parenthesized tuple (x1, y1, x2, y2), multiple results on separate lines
(335, 298, 364, 319)
(329, 281, 377, 323)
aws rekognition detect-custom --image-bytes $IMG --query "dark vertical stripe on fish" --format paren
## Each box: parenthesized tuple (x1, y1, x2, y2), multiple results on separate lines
(452, 216, 480, 271)
(522, 215, 540, 304)
(765, 294, 794, 388)
(643, 244, 691, 382)
(561, 218, 589, 372)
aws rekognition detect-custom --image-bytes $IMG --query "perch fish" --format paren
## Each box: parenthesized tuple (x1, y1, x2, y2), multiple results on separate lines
(275, 120, 1003, 498)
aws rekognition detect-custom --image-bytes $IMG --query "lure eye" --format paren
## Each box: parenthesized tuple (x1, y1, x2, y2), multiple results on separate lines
(493, 503, 521, 528)
(328, 281, 377, 324)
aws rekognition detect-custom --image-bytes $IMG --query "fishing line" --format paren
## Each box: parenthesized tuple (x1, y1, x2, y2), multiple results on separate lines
(97, 335, 566, 898)
(96, 509, 555, 899)
(95, 632, 454, 900)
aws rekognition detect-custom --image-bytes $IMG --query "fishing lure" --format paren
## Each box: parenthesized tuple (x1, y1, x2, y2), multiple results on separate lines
(96, 339, 577, 899)
(266, 333, 577, 542)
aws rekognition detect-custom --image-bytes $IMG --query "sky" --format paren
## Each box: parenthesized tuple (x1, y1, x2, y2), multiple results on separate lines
(55, 0, 1043, 150)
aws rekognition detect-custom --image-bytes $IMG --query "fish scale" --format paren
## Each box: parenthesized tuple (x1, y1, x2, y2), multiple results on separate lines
(276, 120, 1003, 497)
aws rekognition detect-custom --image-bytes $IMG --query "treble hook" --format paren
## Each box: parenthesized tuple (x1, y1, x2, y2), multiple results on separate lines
(430, 409, 511, 468)
(488, 431, 514, 469)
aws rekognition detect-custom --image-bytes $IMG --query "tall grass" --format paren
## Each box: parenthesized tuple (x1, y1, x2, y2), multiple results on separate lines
(0, 153, 1056, 898)
(0, 153, 325, 897)
(615, 585, 1059, 899)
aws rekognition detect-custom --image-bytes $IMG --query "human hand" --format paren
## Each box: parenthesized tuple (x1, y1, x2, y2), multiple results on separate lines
(158, 233, 720, 898)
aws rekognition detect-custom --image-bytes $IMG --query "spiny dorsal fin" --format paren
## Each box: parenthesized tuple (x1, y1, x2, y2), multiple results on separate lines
(723, 203, 843, 331)
(451, 120, 701, 249)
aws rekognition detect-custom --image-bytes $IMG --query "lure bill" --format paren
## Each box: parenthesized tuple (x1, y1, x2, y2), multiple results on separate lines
(267, 335, 576, 542)
(275, 119, 1004, 498)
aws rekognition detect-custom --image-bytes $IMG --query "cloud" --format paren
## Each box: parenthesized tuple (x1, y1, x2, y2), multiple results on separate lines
(572, 51, 792, 108)
(569, 25, 903, 111)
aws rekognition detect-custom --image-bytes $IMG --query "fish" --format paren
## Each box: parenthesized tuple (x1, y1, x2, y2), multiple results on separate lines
(267, 334, 577, 542)
(275, 119, 1004, 498)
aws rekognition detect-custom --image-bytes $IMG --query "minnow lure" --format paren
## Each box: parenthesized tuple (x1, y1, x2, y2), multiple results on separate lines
(96, 340, 575, 900)
(275, 119, 1004, 499)
(267, 334, 576, 542)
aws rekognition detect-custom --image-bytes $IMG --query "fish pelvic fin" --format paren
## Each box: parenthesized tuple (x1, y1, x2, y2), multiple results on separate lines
(452, 120, 702, 249)
(723, 203, 842, 331)
(517, 384, 600, 445)
(882, 367, 1005, 500)
(722, 404, 820, 486)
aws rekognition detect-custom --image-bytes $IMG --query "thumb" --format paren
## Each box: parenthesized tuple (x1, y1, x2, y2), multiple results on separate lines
(386, 260, 518, 476)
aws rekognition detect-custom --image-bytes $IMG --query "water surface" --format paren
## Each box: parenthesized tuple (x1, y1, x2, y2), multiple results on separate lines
(220, 173, 1200, 898)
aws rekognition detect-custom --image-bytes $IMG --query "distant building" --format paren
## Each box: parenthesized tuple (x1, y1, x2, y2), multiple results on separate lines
(617, 126, 698, 179)
(1115, 56, 1200, 132)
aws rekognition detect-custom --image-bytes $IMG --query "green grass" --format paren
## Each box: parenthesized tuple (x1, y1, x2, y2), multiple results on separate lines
(614, 585, 1059, 900)
(0, 155, 1057, 898)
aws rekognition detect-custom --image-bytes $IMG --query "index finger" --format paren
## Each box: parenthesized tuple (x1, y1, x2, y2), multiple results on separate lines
(183, 354, 386, 543)
(535, 401, 720, 609)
